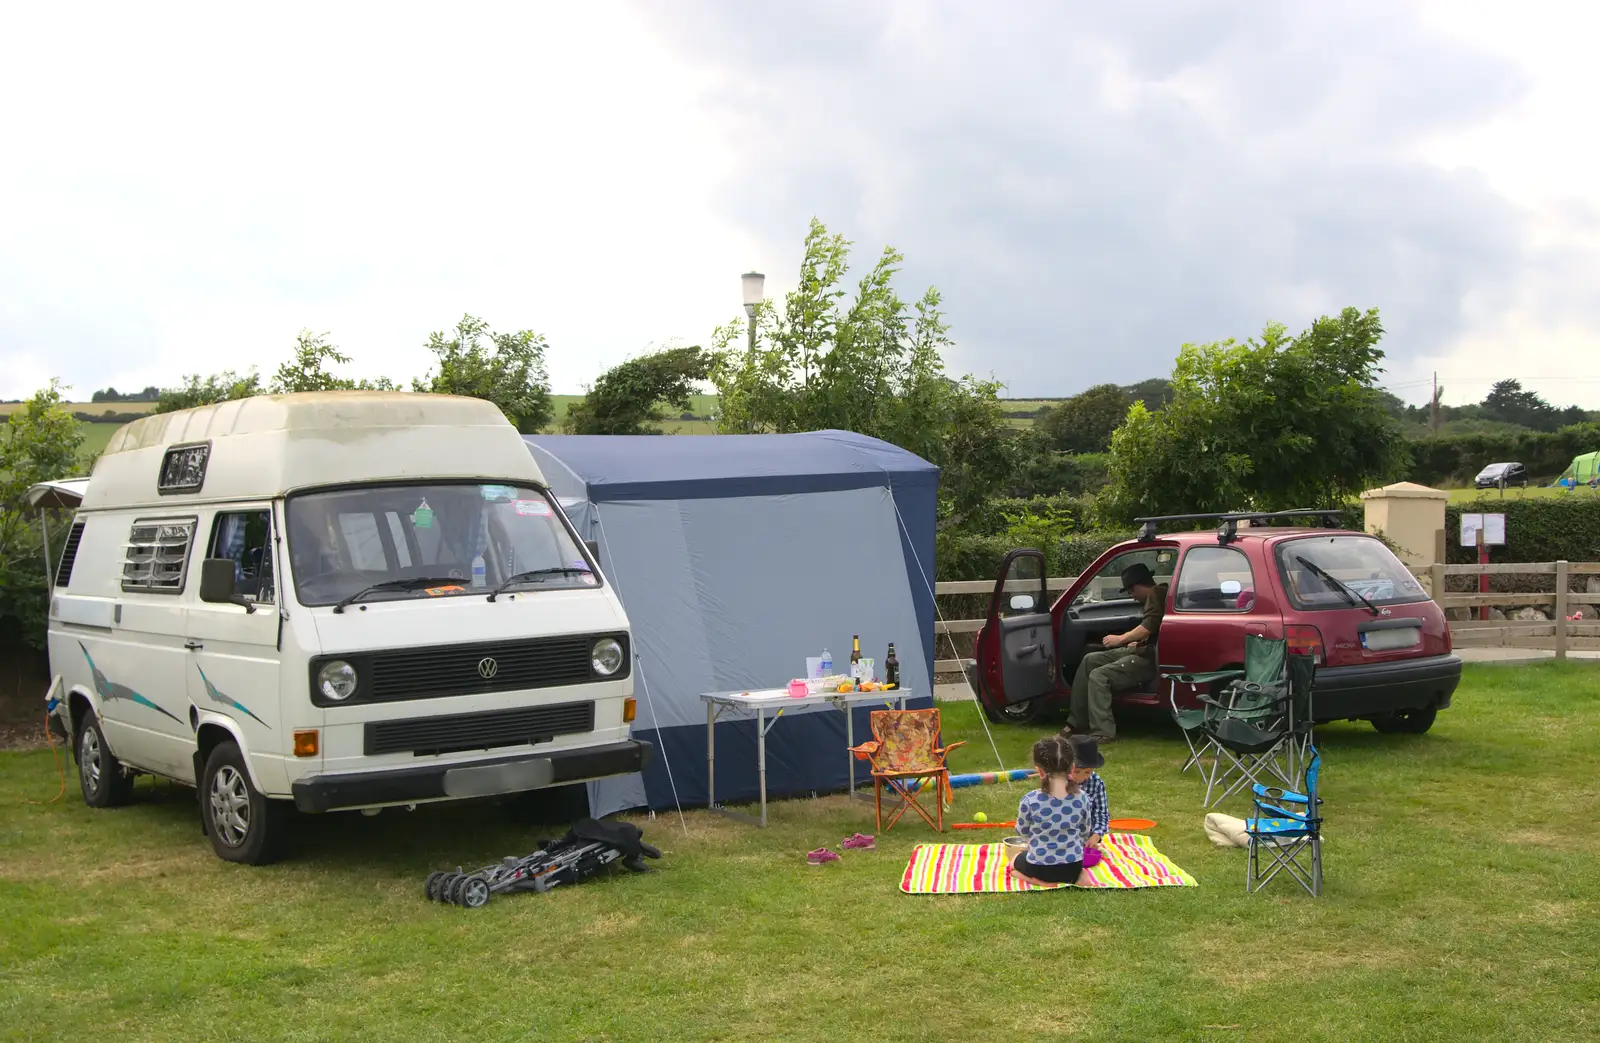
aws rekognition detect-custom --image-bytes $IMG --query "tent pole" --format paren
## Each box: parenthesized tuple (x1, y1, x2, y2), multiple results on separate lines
(40, 511, 53, 605)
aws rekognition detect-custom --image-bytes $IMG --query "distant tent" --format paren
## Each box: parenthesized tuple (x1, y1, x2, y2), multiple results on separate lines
(1559, 451, 1600, 487)
(524, 431, 941, 818)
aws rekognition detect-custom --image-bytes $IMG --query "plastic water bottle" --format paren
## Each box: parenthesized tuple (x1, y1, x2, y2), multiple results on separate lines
(820, 648, 832, 676)
(471, 553, 487, 588)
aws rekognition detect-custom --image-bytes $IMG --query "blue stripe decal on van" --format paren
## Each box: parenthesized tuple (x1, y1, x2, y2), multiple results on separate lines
(78, 642, 183, 725)
(194, 665, 270, 729)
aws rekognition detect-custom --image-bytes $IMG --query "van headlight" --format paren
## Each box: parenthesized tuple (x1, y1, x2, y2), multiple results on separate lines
(318, 660, 358, 701)
(591, 638, 624, 677)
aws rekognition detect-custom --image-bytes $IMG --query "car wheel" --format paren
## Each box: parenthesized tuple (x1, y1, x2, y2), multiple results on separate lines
(1370, 707, 1438, 734)
(76, 713, 136, 808)
(202, 741, 289, 865)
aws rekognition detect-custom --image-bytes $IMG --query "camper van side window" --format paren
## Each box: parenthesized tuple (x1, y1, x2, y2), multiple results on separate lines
(122, 518, 198, 594)
(207, 511, 275, 604)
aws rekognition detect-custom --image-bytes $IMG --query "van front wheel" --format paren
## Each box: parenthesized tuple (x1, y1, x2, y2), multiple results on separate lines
(202, 741, 289, 865)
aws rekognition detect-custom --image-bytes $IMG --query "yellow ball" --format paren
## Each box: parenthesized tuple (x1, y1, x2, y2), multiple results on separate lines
(974, 811, 988, 823)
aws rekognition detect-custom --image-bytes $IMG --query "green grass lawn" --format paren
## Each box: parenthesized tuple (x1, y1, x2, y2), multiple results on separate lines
(2, 663, 1596, 1041)
(1446, 485, 1596, 503)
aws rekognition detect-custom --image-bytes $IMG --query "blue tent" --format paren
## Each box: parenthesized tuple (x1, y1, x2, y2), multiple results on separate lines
(524, 431, 939, 817)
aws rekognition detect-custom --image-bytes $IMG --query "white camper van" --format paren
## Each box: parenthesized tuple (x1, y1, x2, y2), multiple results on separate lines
(46, 392, 649, 864)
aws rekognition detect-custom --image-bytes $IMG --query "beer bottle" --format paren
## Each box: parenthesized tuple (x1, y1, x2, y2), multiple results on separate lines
(885, 643, 899, 687)
(850, 635, 862, 684)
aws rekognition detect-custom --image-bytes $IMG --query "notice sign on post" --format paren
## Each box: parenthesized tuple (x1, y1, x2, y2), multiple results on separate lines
(1461, 513, 1507, 547)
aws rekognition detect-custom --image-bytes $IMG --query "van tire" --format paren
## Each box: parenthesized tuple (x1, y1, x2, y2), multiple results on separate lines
(1370, 707, 1437, 735)
(76, 713, 136, 808)
(201, 741, 289, 865)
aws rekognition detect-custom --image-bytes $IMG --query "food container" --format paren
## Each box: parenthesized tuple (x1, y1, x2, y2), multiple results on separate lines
(805, 657, 823, 678)
(1002, 836, 1027, 862)
(788, 679, 809, 698)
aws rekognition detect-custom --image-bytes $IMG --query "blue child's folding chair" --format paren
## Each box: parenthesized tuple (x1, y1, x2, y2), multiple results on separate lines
(1246, 746, 1323, 897)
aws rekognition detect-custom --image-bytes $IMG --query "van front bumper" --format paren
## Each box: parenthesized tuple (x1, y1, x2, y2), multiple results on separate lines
(290, 739, 652, 813)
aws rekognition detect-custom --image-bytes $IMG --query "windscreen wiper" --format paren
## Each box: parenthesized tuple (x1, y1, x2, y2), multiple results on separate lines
(1295, 555, 1381, 616)
(333, 576, 464, 613)
(487, 567, 594, 602)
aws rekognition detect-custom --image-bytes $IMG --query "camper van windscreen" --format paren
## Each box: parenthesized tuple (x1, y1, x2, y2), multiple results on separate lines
(284, 482, 595, 607)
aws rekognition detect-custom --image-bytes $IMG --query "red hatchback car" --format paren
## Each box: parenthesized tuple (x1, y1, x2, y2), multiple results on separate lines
(974, 511, 1462, 734)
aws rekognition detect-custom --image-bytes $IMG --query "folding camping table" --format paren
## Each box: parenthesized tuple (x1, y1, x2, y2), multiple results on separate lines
(700, 687, 912, 827)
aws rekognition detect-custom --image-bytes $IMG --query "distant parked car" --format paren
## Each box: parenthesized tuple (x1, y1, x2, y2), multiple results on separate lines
(1474, 462, 1528, 489)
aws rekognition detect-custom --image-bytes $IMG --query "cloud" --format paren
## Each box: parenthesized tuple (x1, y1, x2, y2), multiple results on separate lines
(0, 1, 759, 399)
(635, 0, 1600, 405)
(3, 1, 1597, 410)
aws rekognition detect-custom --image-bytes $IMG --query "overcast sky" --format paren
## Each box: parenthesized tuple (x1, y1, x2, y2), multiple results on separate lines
(3, 1, 1597, 407)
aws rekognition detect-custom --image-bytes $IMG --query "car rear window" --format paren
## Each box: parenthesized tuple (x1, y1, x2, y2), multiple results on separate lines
(1274, 535, 1430, 611)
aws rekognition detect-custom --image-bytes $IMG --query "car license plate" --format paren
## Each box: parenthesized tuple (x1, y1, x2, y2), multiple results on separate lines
(1361, 627, 1420, 651)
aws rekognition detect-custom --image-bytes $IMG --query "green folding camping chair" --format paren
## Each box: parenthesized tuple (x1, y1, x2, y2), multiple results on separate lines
(1166, 635, 1306, 807)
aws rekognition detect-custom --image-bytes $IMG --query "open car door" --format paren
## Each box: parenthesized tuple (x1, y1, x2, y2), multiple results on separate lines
(978, 549, 1056, 707)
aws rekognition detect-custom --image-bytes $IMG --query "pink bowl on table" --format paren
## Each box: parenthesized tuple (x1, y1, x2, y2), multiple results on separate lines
(788, 679, 809, 698)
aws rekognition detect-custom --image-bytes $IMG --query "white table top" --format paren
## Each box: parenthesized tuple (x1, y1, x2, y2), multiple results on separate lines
(700, 687, 913, 711)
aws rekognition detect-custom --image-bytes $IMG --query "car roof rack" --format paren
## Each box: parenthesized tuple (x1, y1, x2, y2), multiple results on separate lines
(1133, 509, 1347, 544)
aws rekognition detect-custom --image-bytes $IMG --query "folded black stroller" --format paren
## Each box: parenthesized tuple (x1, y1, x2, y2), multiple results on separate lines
(425, 818, 662, 909)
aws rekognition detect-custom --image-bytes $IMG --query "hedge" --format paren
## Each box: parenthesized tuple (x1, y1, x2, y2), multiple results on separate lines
(1443, 497, 1600, 565)
(1408, 425, 1600, 486)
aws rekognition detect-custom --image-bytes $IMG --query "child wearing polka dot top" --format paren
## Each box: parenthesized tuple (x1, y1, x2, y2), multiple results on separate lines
(1012, 735, 1092, 887)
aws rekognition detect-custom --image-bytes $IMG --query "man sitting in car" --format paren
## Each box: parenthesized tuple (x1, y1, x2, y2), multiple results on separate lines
(1064, 563, 1167, 743)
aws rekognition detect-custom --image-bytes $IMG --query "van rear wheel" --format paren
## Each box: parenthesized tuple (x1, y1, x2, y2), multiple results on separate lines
(76, 713, 136, 808)
(202, 741, 289, 864)
(1370, 707, 1437, 735)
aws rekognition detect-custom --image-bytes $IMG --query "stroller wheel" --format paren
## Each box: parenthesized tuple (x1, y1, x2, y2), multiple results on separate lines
(436, 872, 461, 904)
(447, 874, 470, 905)
(424, 871, 445, 901)
(459, 874, 492, 908)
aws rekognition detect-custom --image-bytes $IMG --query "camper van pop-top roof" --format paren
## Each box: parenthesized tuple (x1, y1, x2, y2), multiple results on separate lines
(83, 392, 546, 511)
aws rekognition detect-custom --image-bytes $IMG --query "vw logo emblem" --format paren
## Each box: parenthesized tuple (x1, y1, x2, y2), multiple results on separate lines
(477, 657, 499, 679)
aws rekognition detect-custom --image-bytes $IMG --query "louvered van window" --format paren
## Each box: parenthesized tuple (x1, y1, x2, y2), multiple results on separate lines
(55, 521, 86, 587)
(122, 518, 197, 593)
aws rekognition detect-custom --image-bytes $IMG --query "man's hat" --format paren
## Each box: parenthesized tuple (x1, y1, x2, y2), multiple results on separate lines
(1119, 562, 1156, 593)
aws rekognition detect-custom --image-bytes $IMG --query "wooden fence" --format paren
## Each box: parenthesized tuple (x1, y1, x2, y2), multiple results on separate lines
(931, 561, 1600, 670)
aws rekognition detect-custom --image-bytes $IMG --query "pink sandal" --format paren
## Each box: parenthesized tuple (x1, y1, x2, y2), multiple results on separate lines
(806, 848, 841, 865)
(842, 833, 876, 851)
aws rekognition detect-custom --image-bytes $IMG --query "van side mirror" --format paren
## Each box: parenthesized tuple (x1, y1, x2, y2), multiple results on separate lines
(200, 558, 256, 613)
(585, 540, 599, 561)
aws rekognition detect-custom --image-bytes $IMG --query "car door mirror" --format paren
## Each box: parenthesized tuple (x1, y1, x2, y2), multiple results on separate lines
(200, 558, 256, 613)
(1009, 593, 1036, 613)
(585, 540, 599, 561)
(1220, 580, 1243, 596)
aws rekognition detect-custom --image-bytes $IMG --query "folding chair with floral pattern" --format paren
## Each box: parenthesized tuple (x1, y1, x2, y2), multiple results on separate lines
(848, 708, 966, 832)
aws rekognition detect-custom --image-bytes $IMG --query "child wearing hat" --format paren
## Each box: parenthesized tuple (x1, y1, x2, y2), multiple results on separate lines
(1064, 733, 1110, 857)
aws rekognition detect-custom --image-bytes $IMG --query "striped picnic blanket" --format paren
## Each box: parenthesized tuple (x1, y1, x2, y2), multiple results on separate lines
(899, 833, 1197, 893)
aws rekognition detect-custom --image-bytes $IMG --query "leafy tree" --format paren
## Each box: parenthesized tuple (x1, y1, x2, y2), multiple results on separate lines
(1100, 307, 1408, 523)
(90, 386, 161, 403)
(563, 346, 710, 435)
(0, 381, 88, 650)
(1120, 378, 1173, 411)
(269, 330, 396, 393)
(413, 315, 554, 434)
(154, 370, 263, 413)
(709, 218, 1017, 517)
(1483, 378, 1561, 432)
(1036, 383, 1132, 454)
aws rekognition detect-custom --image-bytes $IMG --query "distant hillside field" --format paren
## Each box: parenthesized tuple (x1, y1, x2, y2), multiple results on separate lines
(48, 394, 1055, 472)
(0, 400, 157, 417)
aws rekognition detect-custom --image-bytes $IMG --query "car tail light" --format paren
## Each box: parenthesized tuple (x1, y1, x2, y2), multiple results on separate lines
(1285, 624, 1324, 665)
